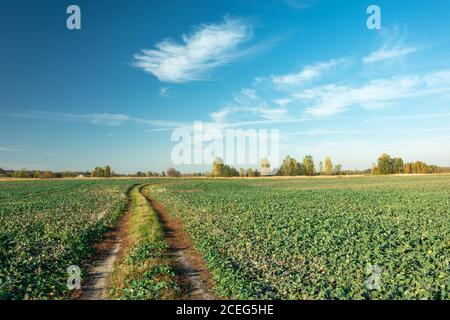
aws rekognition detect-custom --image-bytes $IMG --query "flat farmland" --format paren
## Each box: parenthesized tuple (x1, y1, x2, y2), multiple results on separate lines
(144, 175, 450, 299)
(0, 176, 449, 300)
(0, 179, 141, 299)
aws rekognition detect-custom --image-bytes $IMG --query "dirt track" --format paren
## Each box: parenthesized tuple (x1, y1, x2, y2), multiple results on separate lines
(78, 186, 216, 300)
(146, 197, 217, 300)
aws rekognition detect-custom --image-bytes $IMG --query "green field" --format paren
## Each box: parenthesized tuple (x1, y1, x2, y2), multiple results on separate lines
(0, 179, 141, 299)
(0, 176, 449, 300)
(145, 175, 450, 299)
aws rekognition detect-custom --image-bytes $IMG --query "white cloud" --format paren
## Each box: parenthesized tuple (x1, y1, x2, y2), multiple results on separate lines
(363, 46, 416, 64)
(133, 17, 252, 83)
(363, 26, 417, 64)
(0, 111, 190, 130)
(211, 88, 288, 123)
(1, 111, 131, 126)
(301, 70, 450, 117)
(272, 59, 342, 85)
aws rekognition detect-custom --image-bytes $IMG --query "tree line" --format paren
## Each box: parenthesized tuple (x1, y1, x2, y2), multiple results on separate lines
(371, 153, 440, 175)
(1, 154, 448, 179)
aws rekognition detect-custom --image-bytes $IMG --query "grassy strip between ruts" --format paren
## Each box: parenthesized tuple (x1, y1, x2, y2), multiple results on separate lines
(107, 185, 180, 299)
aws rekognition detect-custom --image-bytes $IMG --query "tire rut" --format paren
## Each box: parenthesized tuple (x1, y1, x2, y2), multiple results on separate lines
(144, 193, 217, 300)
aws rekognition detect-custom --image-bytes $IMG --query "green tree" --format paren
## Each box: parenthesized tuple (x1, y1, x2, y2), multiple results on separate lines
(303, 155, 315, 176)
(393, 158, 404, 174)
(278, 156, 297, 176)
(295, 162, 306, 175)
(41, 171, 55, 179)
(212, 157, 224, 177)
(325, 157, 333, 176)
(239, 168, 246, 177)
(13, 169, 30, 178)
(166, 168, 181, 177)
(247, 168, 255, 177)
(377, 153, 394, 174)
(104, 165, 112, 177)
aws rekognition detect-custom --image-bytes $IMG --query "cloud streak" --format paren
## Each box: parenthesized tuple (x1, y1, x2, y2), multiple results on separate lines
(133, 17, 252, 83)
(301, 70, 450, 116)
(363, 46, 416, 64)
(272, 59, 343, 85)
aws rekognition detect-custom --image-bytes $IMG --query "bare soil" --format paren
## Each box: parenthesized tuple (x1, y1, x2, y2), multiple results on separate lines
(147, 197, 218, 300)
(76, 207, 131, 300)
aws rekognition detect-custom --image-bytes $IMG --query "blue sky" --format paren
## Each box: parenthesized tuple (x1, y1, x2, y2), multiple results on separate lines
(1, 0, 450, 173)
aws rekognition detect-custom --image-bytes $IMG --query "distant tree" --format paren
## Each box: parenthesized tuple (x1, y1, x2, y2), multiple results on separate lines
(414, 161, 428, 174)
(221, 165, 232, 177)
(295, 162, 306, 176)
(393, 158, 404, 174)
(92, 166, 105, 177)
(212, 157, 224, 177)
(239, 168, 246, 177)
(404, 162, 413, 174)
(333, 164, 343, 176)
(229, 167, 239, 177)
(260, 158, 271, 176)
(33, 170, 42, 178)
(13, 169, 30, 178)
(319, 161, 323, 175)
(166, 168, 181, 177)
(104, 165, 112, 177)
(62, 171, 72, 178)
(247, 168, 255, 177)
(377, 153, 394, 174)
(325, 157, 333, 176)
(278, 156, 297, 176)
(372, 163, 380, 175)
(161, 171, 166, 177)
(254, 169, 261, 177)
(303, 155, 315, 176)
(41, 171, 55, 179)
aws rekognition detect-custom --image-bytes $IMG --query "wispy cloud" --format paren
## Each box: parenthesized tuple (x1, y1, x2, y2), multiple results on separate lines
(283, 127, 450, 136)
(2, 111, 131, 126)
(133, 17, 253, 83)
(0, 111, 190, 129)
(363, 26, 417, 64)
(302, 70, 450, 116)
(272, 59, 343, 85)
(211, 88, 288, 123)
(363, 46, 416, 64)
